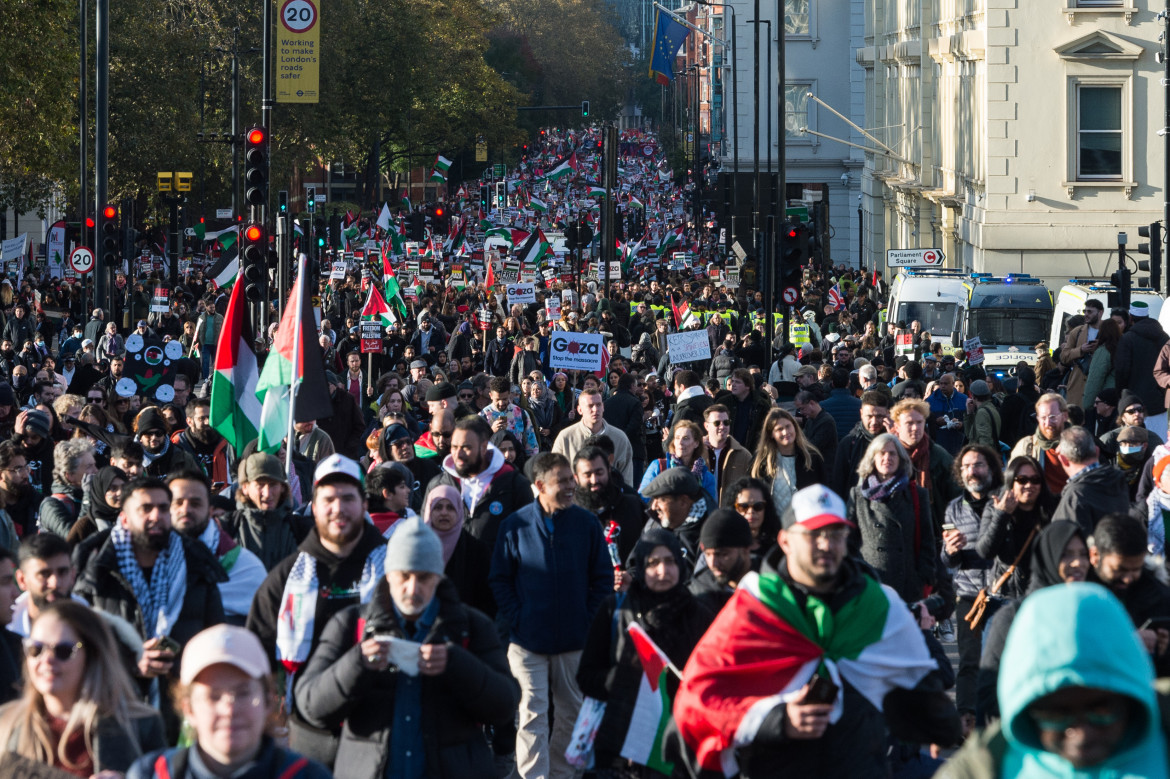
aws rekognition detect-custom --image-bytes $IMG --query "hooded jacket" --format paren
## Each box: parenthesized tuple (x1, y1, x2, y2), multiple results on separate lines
(1050, 463, 1133, 537)
(222, 502, 314, 572)
(942, 583, 1168, 778)
(1115, 317, 1170, 416)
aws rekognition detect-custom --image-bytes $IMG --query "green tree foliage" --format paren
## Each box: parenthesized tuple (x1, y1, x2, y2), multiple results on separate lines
(0, 0, 78, 217)
(485, 0, 630, 127)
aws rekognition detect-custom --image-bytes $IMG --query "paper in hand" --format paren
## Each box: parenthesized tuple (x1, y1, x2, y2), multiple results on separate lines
(375, 635, 423, 676)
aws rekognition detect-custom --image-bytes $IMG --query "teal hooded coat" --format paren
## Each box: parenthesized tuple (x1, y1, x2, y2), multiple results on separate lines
(940, 582, 1168, 778)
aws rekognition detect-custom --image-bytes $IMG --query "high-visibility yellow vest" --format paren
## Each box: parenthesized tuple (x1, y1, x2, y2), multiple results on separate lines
(790, 323, 810, 346)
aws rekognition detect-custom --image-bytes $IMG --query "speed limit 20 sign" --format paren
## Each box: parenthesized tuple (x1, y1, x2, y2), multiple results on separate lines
(69, 247, 95, 275)
(276, 0, 320, 104)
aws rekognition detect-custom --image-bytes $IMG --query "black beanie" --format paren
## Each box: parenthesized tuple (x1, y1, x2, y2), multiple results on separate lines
(699, 508, 754, 549)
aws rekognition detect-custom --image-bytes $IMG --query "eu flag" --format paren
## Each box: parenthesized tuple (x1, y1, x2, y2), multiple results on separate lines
(649, 8, 691, 84)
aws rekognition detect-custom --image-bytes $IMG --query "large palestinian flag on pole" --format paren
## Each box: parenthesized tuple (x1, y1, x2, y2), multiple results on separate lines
(209, 277, 261, 451)
(254, 260, 332, 453)
(673, 570, 938, 776)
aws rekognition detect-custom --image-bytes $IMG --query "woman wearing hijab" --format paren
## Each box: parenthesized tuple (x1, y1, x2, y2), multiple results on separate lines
(942, 583, 1167, 778)
(422, 485, 494, 618)
(975, 520, 1090, 722)
(64, 466, 127, 547)
(490, 429, 527, 473)
(550, 372, 577, 434)
(576, 527, 715, 776)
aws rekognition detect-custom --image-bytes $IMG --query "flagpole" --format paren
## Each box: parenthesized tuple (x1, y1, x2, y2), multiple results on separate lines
(285, 255, 305, 480)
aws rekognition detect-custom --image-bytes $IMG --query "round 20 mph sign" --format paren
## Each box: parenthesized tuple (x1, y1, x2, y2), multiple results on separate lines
(69, 247, 95, 275)
(280, 0, 317, 33)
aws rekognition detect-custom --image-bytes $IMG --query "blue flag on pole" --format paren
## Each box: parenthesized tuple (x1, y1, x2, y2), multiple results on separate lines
(649, 8, 691, 84)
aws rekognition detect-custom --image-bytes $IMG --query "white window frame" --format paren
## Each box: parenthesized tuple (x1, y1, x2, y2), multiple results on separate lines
(1063, 74, 1134, 196)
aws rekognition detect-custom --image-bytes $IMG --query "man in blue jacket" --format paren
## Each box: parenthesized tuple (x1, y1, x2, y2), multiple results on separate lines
(490, 451, 612, 779)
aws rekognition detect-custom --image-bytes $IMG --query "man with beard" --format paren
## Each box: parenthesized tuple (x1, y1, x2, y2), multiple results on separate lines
(222, 453, 312, 571)
(8, 533, 82, 637)
(414, 408, 455, 461)
(73, 475, 227, 740)
(247, 454, 389, 770)
(688, 508, 754, 610)
(167, 469, 265, 626)
(427, 416, 533, 552)
(940, 444, 1003, 734)
(171, 397, 229, 485)
(833, 392, 892, 497)
(135, 407, 200, 478)
(1088, 515, 1170, 675)
(572, 446, 646, 563)
(0, 440, 39, 537)
(94, 355, 126, 395)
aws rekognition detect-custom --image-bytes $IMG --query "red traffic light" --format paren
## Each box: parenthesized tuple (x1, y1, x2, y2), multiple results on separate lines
(247, 127, 266, 145)
(434, 207, 444, 217)
(85, 217, 95, 229)
(786, 228, 798, 239)
(244, 224, 263, 242)
(102, 205, 117, 219)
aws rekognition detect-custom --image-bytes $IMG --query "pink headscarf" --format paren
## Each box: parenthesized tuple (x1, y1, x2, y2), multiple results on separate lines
(422, 484, 464, 564)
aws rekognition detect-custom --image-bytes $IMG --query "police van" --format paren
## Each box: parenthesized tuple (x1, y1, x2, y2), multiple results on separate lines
(965, 273, 1054, 370)
(885, 268, 969, 357)
(1048, 281, 1164, 351)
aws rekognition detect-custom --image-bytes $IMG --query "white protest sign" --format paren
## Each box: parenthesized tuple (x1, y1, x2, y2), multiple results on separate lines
(330, 262, 347, 280)
(506, 283, 537, 304)
(549, 331, 605, 372)
(667, 330, 712, 364)
(1, 234, 27, 262)
(964, 337, 985, 365)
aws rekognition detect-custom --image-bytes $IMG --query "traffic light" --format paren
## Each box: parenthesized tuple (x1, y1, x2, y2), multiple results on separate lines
(100, 204, 119, 266)
(429, 204, 448, 234)
(278, 190, 289, 215)
(565, 224, 579, 251)
(242, 223, 266, 301)
(244, 126, 268, 207)
(1139, 222, 1163, 293)
(581, 100, 590, 118)
(306, 187, 316, 214)
(479, 185, 489, 210)
(410, 212, 426, 241)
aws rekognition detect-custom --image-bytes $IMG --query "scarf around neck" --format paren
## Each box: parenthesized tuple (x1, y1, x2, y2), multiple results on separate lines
(861, 473, 910, 502)
(111, 525, 187, 638)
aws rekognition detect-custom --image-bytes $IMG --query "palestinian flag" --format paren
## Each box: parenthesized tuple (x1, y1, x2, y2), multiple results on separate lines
(360, 283, 396, 327)
(206, 244, 239, 290)
(400, 191, 412, 212)
(674, 571, 938, 775)
(629, 194, 644, 209)
(656, 228, 683, 258)
(382, 255, 409, 319)
(516, 230, 552, 267)
(621, 623, 677, 773)
(587, 185, 606, 199)
(528, 195, 549, 214)
(209, 278, 262, 451)
(254, 259, 332, 453)
(541, 153, 577, 181)
(375, 203, 392, 232)
(486, 227, 529, 247)
(485, 260, 496, 289)
(672, 295, 699, 329)
(430, 154, 452, 182)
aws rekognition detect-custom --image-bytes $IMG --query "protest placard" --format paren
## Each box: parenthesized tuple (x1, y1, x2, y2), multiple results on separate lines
(667, 330, 712, 364)
(506, 283, 537, 304)
(549, 331, 605, 371)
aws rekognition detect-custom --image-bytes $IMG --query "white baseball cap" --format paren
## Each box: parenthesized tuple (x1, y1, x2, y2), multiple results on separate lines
(180, 625, 270, 684)
(313, 452, 365, 488)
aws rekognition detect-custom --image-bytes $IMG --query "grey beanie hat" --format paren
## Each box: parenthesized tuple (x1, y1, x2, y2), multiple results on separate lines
(385, 516, 445, 576)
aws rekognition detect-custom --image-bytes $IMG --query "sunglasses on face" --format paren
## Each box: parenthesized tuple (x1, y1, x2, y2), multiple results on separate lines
(24, 639, 83, 661)
(735, 501, 767, 512)
(1014, 476, 1042, 486)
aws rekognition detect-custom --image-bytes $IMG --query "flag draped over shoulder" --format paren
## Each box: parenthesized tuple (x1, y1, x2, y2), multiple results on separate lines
(209, 278, 261, 451)
(673, 571, 937, 776)
(255, 263, 332, 453)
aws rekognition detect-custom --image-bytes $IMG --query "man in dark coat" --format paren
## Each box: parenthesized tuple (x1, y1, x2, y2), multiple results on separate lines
(819, 367, 863, 444)
(713, 368, 772, 452)
(603, 373, 647, 482)
(671, 370, 713, 428)
(1115, 301, 1170, 438)
(73, 476, 227, 741)
(295, 518, 518, 779)
(1052, 426, 1134, 536)
(832, 391, 891, 497)
(572, 445, 648, 564)
(317, 372, 365, 460)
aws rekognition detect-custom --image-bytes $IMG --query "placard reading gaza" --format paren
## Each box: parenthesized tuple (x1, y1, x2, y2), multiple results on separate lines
(506, 283, 537, 303)
(549, 331, 605, 372)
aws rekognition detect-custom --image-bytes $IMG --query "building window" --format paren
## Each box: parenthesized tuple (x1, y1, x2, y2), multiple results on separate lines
(1076, 85, 1122, 179)
(786, 0, 810, 37)
(785, 84, 811, 139)
(1076, 0, 1122, 6)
